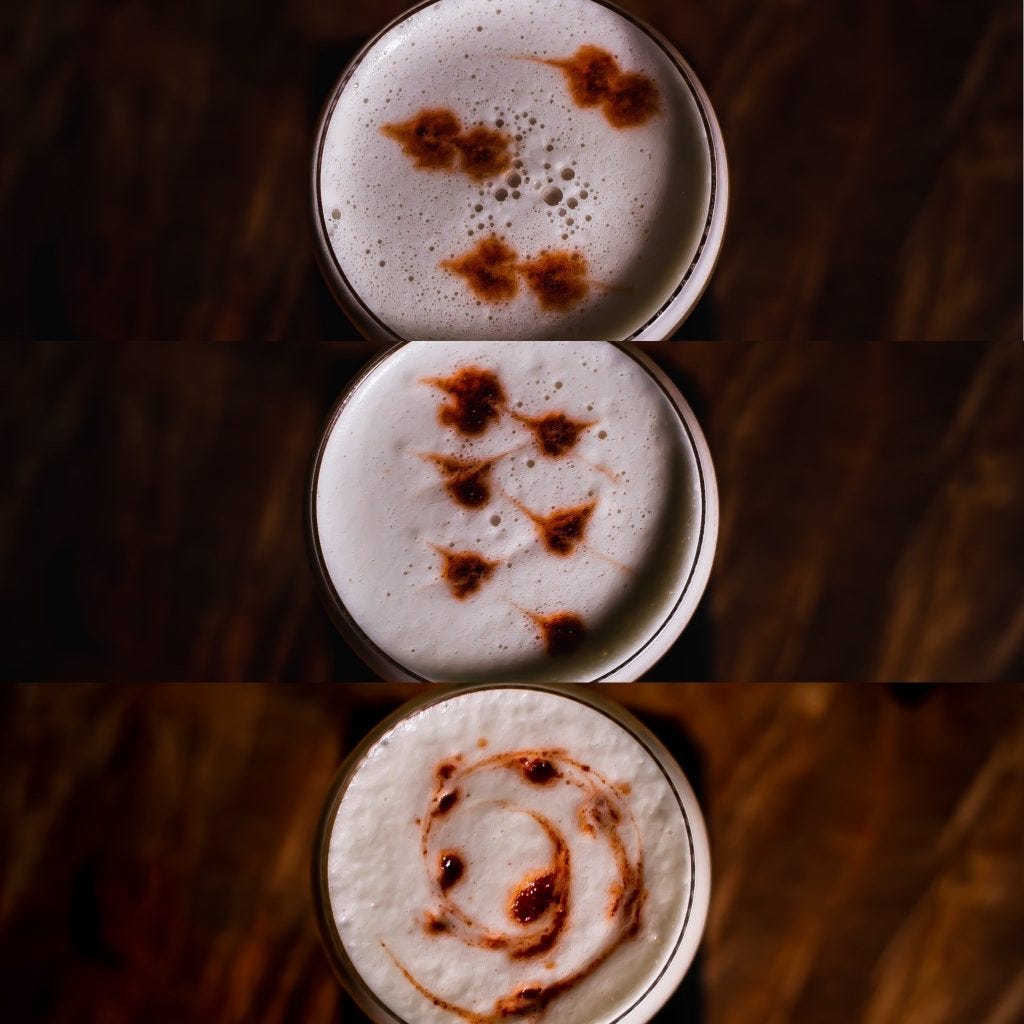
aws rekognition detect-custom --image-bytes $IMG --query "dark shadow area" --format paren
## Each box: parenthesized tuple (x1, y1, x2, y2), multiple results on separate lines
(669, 288, 719, 342)
(646, 591, 713, 682)
(311, 40, 368, 120)
(885, 684, 936, 708)
(636, 707, 707, 1024)
(644, 359, 714, 681)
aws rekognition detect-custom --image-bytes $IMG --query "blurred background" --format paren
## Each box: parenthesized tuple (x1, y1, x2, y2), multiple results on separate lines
(3, 340, 1022, 682)
(1, 0, 1020, 340)
(1, 682, 1022, 1023)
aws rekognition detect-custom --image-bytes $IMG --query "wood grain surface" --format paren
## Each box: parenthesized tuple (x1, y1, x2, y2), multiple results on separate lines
(1, 682, 1022, 1024)
(1, 0, 1020, 339)
(2, 340, 1021, 682)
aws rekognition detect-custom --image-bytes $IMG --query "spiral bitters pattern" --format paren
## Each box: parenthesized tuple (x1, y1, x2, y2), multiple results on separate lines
(385, 749, 646, 1021)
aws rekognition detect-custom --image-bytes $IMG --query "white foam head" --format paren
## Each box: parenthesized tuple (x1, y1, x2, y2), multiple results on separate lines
(309, 340, 717, 681)
(314, 0, 724, 339)
(319, 685, 710, 1024)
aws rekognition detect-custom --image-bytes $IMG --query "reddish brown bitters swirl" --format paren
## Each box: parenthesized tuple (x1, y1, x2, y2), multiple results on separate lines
(382, 109, 513, 180)
(510, 411, 596, 459)
(441, 236, 521, 303)
(430, 546, 500, 599)
(440, 237, 592, 311)
(423, 366, 507, 436)
(521, 609, 588, 656)
(421, 453, 502, 509)
(384, 750, 646, 1022)
(421, 367, 597, 458)
(507, 498, 596, 557)
(416, 366, 627, 648)
(535, 46, 660, 128)
(517, 251, 590, 311)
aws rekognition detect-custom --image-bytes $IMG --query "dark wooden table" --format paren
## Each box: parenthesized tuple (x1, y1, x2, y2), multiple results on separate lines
(2, 340, 1021, 682)
(1, 682, 1022, 1023)
(2, 0, 1020, 340)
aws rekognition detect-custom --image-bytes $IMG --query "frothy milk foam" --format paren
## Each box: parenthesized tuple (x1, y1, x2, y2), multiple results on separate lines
(317, 0, 713, 339)
(324, 687, 696, 1024)
(312, 341, 704, 681)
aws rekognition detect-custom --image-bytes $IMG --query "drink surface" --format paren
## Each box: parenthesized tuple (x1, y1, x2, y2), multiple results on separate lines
(317, 0, 713, 339)
(312, 341, 704, 681)
(324, 687, 695, 1024)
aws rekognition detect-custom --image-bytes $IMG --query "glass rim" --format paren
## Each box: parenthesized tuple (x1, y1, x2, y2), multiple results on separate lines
(310, 0, 729, 342)
(304, 340, 719, 683)
(312, 682, 712, 1024)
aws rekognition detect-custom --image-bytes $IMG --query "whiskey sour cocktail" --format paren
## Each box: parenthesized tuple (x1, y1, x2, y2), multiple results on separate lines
(312, 0, 727, 340)
(315, 685, 710, 1024)
(307, 341, 717, 681)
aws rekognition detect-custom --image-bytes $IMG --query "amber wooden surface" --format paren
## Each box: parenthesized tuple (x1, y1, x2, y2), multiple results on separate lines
(3, 340, 1022, 682)
(1, 0, 1020, 339)
(1, 682, 1022, 1023)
